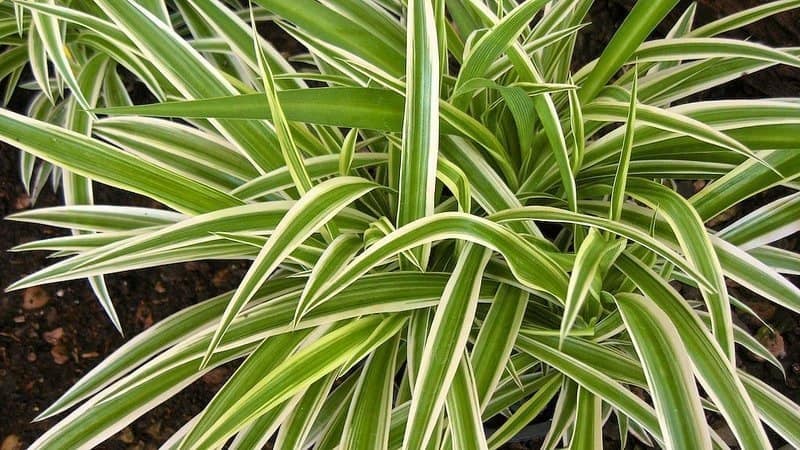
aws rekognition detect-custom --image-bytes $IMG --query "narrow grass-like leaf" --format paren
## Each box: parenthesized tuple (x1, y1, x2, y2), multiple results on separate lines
(201, 177, 378, 368)
(560, 229, 624, 347)
(251, 9, 313, 197)
(515, 334, 662, 444)
(295, 233, 362, 325)
(93, 117, 258, 186)
(95, 0, 283, 172)
(541, 379, 579, 450)
(339, 128, 358, 176)
(580, 0, 678, 102)
(486, 373, 561, 450)
(625, 178, 733, 359)
(609, 67, 637, 221)
(570, 387, 602, 450)
(453, 0, 549, 104)
(396, 0, 440, 268)
(273, 372, 337, 450)
(717, 192, 800, 250)
(233, 153, 387, 200)
(403, 245, 491, 450)
(7, 205, 183, 231)
(490, 206, 714, 291)
(613, 292, 712, 450)
(27, 21, 52, 103)
(253, 0, 405, 75)
(470, 284, 527, 408)
(0, 109, 241, 215)
(185, 315, 405, 449)
(305, 213, 569, 313)
(340, 335, 399, 450)
(445, 356, 489, 450)
(689, 0, 800, 38)
(616, 253, 771, 449)
(632, 38, 800, 68)
(740, 371, 800, 448)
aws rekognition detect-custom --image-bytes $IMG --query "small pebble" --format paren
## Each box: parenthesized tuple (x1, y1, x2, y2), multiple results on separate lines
(43, 327, 64, 345)
(50, 345, 69, 365)
(13, 194, 31, 210)
(756, 328, 786, 359)
(135, 302, 154, 329)
(117, 427, 135, 444)
(202, 367, 230, 385)
(1, 434, 22, 450)
(212, 268, 231, 287)
(154, 281, 166, 294)
(22, 287, 49, 310)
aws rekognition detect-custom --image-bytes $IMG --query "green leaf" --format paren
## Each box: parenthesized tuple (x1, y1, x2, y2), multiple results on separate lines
(403, 245, 491, 450)
(304, 213, 569, 313)
(470, 284, 527, 408)
(616, 253, 771, 449)
(453, 0, 549, 104)
(295, 233, 363, 325)
(717, 191, 800, 250)
(561, 229, 624, 347)
(613, 292, 712, 450)
(339, 128, 358, 176)
(253, 0, 404, 75)
(580, 0, 678, 102)
(251, 10, 314, 197)
(490, 206, 714, 292)
(625, 178, 733, 359)
(515, 334, 663, 445)
(609, 66, 637, 222)
(397, 0, 440, 268)
(689, 0, 800, 37)
(184, 315, 405, 449)
(31, 3, 91, 110)
(273, 372, 337, 450)
(486, 373, 561, 449)
(570, 387, 602, 450)
(631, 37, 800, 68)
(201, 177, 379, 368)
(340, 335, 399, 450)
(0, 110, 241, 215)
(93, 117, 259, 188)
(740, 371, 800, 448)
(445, 356, 490, 450)
(95, 0, 282, 172)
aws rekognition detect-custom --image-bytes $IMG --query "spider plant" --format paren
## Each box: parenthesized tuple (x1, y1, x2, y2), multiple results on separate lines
(3, 0, 800, 449)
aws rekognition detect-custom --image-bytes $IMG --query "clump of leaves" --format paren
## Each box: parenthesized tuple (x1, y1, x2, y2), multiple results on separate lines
(2, 0, 800, 449)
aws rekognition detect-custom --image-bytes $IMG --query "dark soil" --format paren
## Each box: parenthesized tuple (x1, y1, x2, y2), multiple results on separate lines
(1, 2, 800, 450)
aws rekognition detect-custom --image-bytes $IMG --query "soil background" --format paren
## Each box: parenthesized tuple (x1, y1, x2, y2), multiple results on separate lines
(1, 1, 799, 449)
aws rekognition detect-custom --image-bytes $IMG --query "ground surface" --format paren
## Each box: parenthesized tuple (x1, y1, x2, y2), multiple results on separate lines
(1, 2, 799, 449)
